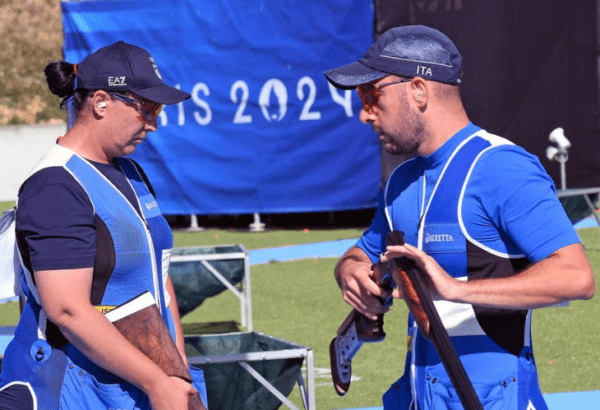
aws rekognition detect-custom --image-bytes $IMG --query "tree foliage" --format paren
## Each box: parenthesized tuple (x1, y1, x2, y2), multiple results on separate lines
(0, 0, 65, 125)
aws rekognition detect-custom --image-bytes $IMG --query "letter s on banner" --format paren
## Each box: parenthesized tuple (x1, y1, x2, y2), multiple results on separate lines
(327, 83, 353, 117)
(192, 82, 212, 126)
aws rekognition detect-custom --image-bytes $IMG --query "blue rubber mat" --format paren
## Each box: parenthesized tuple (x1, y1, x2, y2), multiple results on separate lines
(249, 213, 597, 265)
(248, 239, 356, 265)
(339, 390, 600, 410)
(544, 390, 600, 409)
(574, 216, 598, 229)
(0, 326, 15, 357)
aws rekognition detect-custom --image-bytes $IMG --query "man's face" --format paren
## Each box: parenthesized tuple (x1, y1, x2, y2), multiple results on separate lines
(358, 76, 426, 155)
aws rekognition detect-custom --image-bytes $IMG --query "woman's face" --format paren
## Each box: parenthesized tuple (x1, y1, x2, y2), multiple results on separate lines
(101, 92, 160, 159)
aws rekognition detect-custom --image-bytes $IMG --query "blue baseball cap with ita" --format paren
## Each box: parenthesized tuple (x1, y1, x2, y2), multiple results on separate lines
(325, 25, 462, 89)
(75, 41, 190, 105)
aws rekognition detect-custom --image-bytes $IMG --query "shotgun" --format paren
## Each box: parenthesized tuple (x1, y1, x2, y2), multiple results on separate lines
(386, 230, 483, 410)
(104, 292, 207, 410)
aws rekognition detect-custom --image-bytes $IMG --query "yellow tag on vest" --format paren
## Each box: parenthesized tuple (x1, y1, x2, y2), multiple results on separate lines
(95, 305, 117, 314)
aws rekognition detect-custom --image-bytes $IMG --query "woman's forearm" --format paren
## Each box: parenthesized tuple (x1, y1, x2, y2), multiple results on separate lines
(166, 276, 188, 366)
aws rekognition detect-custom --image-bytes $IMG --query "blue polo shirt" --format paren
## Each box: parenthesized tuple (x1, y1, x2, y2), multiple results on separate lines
(357, 122, 579, 263)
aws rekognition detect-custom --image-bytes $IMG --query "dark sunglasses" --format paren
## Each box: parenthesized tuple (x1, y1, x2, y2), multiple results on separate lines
(357, 79, 412, 109)
(109, 92, 163, 122)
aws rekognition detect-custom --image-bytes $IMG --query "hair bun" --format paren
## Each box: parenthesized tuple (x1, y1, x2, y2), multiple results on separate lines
(44, 61, 77, 98)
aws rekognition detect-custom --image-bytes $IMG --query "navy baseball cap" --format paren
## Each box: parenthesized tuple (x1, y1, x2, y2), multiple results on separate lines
(325, 25, 462, 89)
(75, 41, 190, 104)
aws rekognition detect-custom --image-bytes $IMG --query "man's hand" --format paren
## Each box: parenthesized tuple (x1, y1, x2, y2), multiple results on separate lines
(383, 242, 595, 309)
(382, 242, 463, 302)
(335, 247, 394, 320)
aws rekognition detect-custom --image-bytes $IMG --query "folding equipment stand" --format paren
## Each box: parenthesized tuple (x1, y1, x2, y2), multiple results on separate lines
(186, 331, 315, 410)
(170, 244, 253, 330)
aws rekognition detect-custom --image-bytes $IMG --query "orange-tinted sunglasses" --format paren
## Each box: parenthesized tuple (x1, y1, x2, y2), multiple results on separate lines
(357, 79, 412, 110)
(109, 92, 163, 123)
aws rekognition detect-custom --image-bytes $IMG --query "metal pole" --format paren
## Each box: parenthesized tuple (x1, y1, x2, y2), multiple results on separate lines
(306, 349, 316, 410)
(187, 214, 204, 231)
(249, 213, 265, 232)
(559, 152, 567, 190)
(244, 252, 253, 331)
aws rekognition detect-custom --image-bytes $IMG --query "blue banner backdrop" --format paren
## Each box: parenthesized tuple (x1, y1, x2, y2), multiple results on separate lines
(61, 0, 379, 215)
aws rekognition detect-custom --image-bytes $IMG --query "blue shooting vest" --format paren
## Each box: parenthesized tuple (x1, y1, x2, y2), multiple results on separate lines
(0, 145, 207, 410)
(382, 134, 547, 410)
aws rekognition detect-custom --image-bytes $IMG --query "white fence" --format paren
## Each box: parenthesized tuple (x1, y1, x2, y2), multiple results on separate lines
(0, 124, 66, 202)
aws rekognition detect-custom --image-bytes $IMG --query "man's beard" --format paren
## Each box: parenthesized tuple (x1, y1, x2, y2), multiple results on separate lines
(382, 135, 419, 155)
(383, 88, 426, 154)
(382, 113, 426, 155)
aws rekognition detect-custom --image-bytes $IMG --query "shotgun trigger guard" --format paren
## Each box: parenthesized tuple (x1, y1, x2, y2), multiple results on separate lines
(379, 271, 394, 308)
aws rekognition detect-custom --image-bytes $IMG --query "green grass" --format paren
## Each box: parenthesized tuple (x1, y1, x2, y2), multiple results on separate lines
(0, 202, 15, 213)
(532, 227, 600, 394)
(181, 227, 600, 409)
(2, 207, 599, 408)
(182, 258, 410, 410)
(0, 302, 19, 327)
(173, 227, 364, 251)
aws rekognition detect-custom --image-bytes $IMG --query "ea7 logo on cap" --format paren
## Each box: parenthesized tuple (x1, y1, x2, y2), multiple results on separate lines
(108, 76, 127, 86)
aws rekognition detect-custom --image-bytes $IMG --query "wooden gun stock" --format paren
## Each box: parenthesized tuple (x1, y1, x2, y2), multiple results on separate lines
(386, 231, 483, 410)
(387, 240, 430, 339)
(105, 292, 207, 410)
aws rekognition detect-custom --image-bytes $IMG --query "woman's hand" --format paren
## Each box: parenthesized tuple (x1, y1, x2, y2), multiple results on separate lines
(34, 267, 199, 410)
(147, 375, 198, 410)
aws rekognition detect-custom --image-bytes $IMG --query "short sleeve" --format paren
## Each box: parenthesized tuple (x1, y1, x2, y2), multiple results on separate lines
(16, 167, 97, 271)
(465, 146, 580, 262)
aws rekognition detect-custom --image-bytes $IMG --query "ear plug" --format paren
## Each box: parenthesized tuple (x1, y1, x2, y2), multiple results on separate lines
(98, 102, 107, 108)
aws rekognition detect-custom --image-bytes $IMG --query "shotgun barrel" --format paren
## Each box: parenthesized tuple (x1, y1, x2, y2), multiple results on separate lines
(386, 230, 483, 410)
